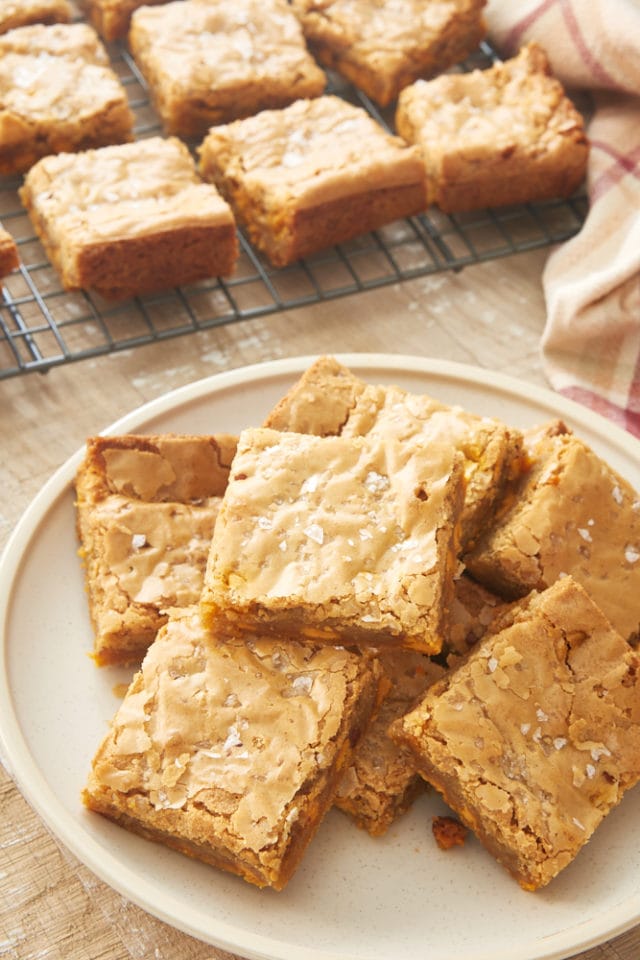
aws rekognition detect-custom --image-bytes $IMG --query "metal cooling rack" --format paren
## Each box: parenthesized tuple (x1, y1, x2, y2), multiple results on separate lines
(0, 39, 588, 379)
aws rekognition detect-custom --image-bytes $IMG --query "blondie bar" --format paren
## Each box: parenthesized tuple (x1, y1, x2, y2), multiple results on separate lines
(83, 605, 383, 890)
(335, 649, 444, 835)
(263, 357, 523, 547)
(201, 426, 464, 654)
(0, 22, 133, 175)
(396, 42, 588, 212)
(199, 97, 427, 267)
(464, 420, 640, 644)
(129, 0, 326, 139)
(291, 0, 486, 106)
(76, 433, 237, 666)
(391, 577, 640, 890)
(20, 137, 238, 300)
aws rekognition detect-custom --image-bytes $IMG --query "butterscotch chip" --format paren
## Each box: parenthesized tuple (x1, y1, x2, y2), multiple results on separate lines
(75, 433, 237, 666)
(391, 577, 640, 890)
(129, 0, 326, 139)
(0, 226, 18, 276)
(335, 649, 445, 835)
(396, 42, 588, 212)
(83, 606, 383, 890)
(0, 22, 133, 175)
(291, 0, 486, 107)
(201, 426, 464, 655)
(20, 137, 238, 300)
(464, 420, 640, 644)
(0, 0, 71, 34)
(432, 815, 467, 849)
(198, 96, 427, 268)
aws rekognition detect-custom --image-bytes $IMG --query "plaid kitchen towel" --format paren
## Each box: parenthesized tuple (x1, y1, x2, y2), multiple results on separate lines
(485, 0, 640, 437)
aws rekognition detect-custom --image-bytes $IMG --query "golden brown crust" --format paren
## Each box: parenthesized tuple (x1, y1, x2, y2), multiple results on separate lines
(291, 0, 486, 106)
(396, 42, 588, 212)
(83, 606, 384, 890)
(129, 0, 326, 139)
(0, 22, 133, 176)
(392, 577, 640, 890)
(19, 137, 238, 300)
(199, 96, 427, 268)
(75, 433, 237, 666)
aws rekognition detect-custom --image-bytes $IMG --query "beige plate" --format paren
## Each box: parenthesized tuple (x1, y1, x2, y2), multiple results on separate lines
(1, 354, 639, 960)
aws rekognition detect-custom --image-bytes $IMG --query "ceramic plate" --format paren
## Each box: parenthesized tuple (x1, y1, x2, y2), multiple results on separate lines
(2, 354, 639, 960)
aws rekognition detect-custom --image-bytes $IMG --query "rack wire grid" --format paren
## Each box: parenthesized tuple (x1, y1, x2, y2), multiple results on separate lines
(0, 35, 588, 380)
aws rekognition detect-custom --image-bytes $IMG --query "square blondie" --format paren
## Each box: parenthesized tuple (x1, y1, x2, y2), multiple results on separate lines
(20, 136, 238, 300)
(129, 0, 326, 140)
(464, 420, 640, 644)
(201, 426, 464, 655)
(0, 22, 133, 175)
(262, 357, 523, 548)
(291, 0, 486, 107)
(76, 433, 237, 666)
(396, 42, 588, 212)
(83, 605, 383, 890)
(198, 96, 427, 267)
(391, 577, 640, 890)
(0, 0, 71, 34)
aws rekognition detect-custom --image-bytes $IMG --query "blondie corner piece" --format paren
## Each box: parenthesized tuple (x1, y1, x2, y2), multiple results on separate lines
(77, 0, 167, 42)
(75, 433, 237, 666)
(396, 42, 588, 213)
(83, 606, 383, 890)
(464, 420, 640, 644)
(263, 355, 367, 436)
(198, 96, 427, 267)
(0, 22, 133, 175)
(391, 577, 640, 890)
(201, 426, 464, 654)
(129, 0, 326, 139)
(290, 0, 487, 107)
(20, 137, 238, 300)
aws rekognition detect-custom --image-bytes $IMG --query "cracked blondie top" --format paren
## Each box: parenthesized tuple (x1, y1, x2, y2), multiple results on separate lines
(391, 576, 640, 890)
(262, 357, 523, 548)
(0, 22, 133, 175)
(198, 96, 426, 267)
(465, 420, 640, 644)
(129, 0, 326, 138)
(291, 0, 486, 106)
(201, 426, 464, 654)
(83, 605, 383, 890)
(396, 42, 588, 212)
(76, 433, 237, 666)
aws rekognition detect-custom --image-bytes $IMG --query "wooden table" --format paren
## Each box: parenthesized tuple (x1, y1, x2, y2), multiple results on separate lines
(1, 248, 639, 960)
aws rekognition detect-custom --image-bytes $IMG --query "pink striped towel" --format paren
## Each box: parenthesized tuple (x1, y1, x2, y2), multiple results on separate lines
(485, 0, 640, 437)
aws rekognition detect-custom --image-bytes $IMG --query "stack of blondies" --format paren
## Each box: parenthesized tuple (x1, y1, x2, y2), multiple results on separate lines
(78, 357, 640, 892)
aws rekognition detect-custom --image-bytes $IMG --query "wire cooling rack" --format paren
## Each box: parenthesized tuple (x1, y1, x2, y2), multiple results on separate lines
(0, 38, 588, 379)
